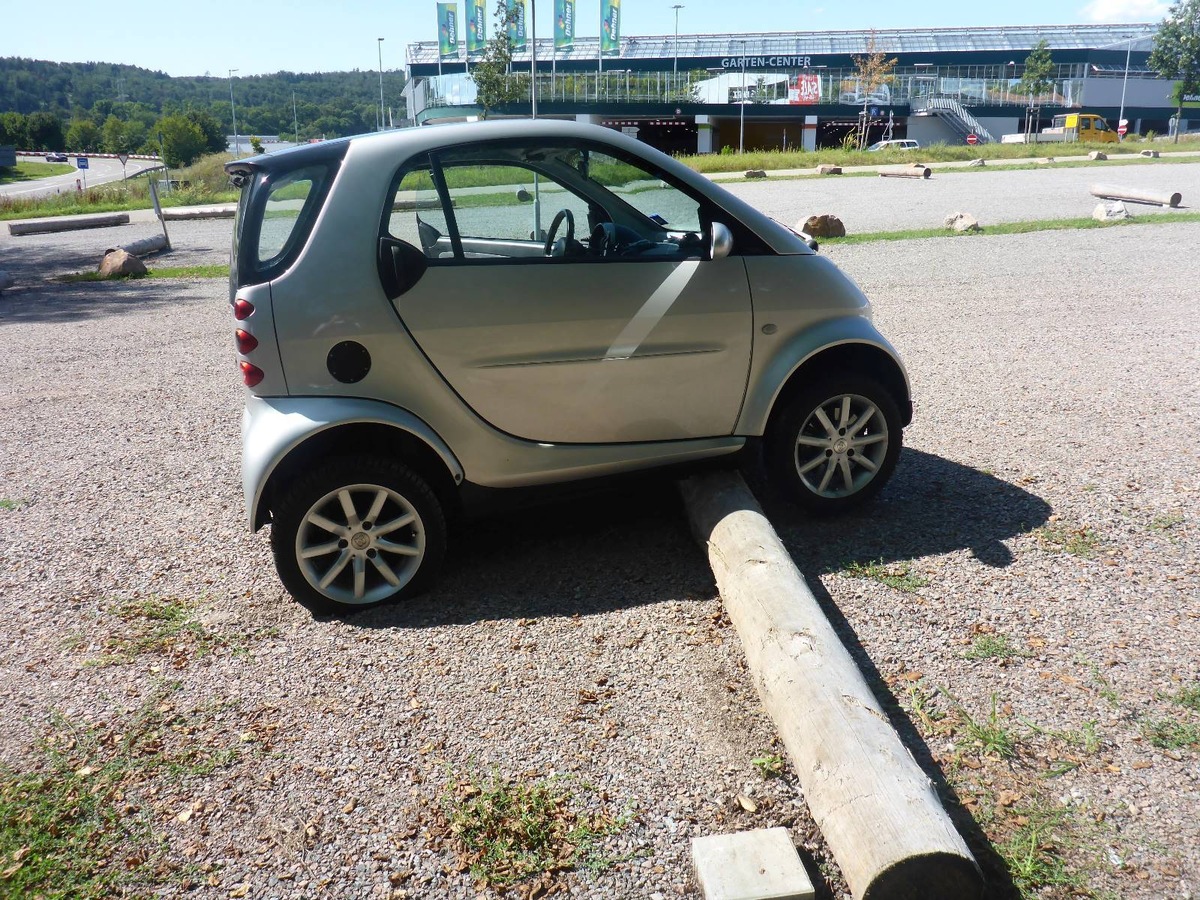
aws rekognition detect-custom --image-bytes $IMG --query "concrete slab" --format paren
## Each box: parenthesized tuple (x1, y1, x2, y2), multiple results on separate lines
(692, 828, 815, 900)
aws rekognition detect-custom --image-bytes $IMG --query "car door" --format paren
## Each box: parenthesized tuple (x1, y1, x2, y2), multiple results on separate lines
(379, 141, 753, 446)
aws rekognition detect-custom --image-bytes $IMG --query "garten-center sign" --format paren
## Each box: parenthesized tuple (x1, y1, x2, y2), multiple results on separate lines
(722, 56, 816, 69)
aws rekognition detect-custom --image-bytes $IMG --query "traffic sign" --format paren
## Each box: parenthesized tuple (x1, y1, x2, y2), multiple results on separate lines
(76, 157, 89, 169)
(1118, 124, 1128, 136)
(966, 134, 978, 145)
(117, 153, 129, 165)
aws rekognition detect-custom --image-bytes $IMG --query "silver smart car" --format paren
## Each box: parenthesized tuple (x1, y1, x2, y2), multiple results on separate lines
(226, 120, 911, 613)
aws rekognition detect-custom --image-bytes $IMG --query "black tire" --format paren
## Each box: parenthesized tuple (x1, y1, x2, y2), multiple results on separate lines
(270, 455, 446, 615)
(765, 375, 903, 515)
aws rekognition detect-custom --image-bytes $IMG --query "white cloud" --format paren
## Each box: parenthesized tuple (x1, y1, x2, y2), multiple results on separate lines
(1081, 0, 1168, 22)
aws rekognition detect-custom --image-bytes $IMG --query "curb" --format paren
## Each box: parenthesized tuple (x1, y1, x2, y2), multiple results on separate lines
(8, 213, 131, 236)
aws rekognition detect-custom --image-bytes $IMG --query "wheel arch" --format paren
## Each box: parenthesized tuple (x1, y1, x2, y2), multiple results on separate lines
(243, 397, 464, 532)
(762, 341, 913, 440)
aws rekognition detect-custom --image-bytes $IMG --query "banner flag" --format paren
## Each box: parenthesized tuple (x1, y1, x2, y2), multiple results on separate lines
(437, 2, 459, 59)
(504, 0, 527, 51)
(601, 0, 620, 57)
(554, 0, 575, 51)
(467, 1, 487, 56)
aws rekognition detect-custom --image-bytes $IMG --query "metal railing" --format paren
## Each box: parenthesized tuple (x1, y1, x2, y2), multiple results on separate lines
(913, 97, 998, 142)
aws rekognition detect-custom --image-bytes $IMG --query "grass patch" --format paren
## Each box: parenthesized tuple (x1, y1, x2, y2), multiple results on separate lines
(996, 800, 1089, 897)
(1141, 717, 1200, 750)
(0, 161, 76, 184)
(59, 264, 226, 283)
(1170, 684, 1200, 712)
(839, 558, 928, 593)
(963, 633, 1028, 661)
(1149, 513, 1185, 533)
(0, 682, 242, 898)
(0, 498, 28, 511)
(1033, 521, 1102, 558)
(441, 772, 627, 890)
(92, 596, 221, 665)
(821, 211, 1200, 246)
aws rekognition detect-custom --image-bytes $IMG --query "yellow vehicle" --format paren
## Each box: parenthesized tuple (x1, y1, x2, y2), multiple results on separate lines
(1000, 112, 1119, 144)
(1044, 113, 1119, 142)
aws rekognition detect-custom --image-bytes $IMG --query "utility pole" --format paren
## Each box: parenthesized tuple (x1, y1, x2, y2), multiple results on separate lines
(228, 69, 240, 155)
(739, 40, 746, 153)
(293, 90, 299, 143)
(1117, 37, 1133, 141)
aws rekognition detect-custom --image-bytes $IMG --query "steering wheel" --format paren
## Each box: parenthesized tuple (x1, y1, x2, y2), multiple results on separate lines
(543, 208, 575, 256)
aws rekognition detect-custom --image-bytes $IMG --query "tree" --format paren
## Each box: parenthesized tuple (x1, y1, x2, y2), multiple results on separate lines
(65, 118, 102, 152)
(471, 1, 531, 118)
(184, 108, 227, 154)
(0, 111, 28, 148)
(1016, 39, 1055, 136)
(851, 33, 897, 149)
(25, 111, 65, 151)
(1149, 0, 1200, 143)
(250, 135, 265, 154)
(155, 113, 206, 167)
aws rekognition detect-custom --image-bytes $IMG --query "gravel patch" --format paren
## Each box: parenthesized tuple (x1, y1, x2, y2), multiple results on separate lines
(1, 175, 1197, 899)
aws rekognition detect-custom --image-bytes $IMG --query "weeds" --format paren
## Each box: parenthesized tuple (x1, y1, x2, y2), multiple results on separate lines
(92, 596, 221, 665)
(0, 498, 28, 511)
(1141, 718, 1200, 750)
(954, 694, 1019, 759)
(963, 633, 1028, 661)
(839, 559, 928, 593)
(0, 683, 241, 898)
(751, 752, 786, 779)
(441, 772, 627, 889)
(1149, 513, 1184, 532)
(1171, 683, 1200, 712)
(1034, 522, 1102, 558)
(59, 264, 225, 283)
(997, 800, 1088, 897)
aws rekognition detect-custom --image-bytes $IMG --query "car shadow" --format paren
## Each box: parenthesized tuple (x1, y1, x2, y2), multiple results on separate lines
(0, 276, 196, 324)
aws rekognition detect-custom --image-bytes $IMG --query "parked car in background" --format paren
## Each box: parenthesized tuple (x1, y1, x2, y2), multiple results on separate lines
(45, 152, 68, 162)
(226, 120, 912, 613)
(866, 139, 920, 152)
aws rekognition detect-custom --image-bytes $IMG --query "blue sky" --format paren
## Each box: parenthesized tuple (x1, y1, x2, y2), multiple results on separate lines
(0, 0, 1169, 77)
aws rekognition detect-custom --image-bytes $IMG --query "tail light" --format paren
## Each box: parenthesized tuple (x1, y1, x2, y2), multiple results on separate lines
(239, 361, 264, 387)
(233, 298, 254, 320)
(236, 329, 259, 354)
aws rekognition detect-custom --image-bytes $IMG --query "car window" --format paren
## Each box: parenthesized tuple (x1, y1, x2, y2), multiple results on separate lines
(585, 150, 703, 234)
(257, 166, 323, 266)
(384, 140, 709, 264)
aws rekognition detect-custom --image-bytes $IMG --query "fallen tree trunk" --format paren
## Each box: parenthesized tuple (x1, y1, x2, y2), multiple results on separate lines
(678, 470, 983, 900)
(1090, 183, 1181, 208)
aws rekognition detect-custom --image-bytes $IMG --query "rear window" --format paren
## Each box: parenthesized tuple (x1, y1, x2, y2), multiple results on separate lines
(232, 156, 339, 287)
(257, 166, 326, 266)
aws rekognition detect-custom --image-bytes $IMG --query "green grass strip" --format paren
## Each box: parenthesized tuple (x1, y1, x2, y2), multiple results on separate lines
(58, 264, 225, 283)
(0, 161, 77, 184)
(821, 211, 1200, 246)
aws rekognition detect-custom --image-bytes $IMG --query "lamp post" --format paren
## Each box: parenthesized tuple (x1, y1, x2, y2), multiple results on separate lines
(228, 69, 239, 156)
(1117, 37, 1134, 141)
(672, 4, 684, 76)
(739, 40, 746, 154)
(377, 38, 386, 131)
(292, 90, 299, 143)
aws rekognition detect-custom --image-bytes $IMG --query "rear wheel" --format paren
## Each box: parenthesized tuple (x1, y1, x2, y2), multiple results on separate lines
(270, 455, 446, 614)
(765, 376, 902, 514)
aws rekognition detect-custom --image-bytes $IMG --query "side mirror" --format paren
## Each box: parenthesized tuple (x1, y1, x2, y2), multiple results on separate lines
(710, 222, 733, 260)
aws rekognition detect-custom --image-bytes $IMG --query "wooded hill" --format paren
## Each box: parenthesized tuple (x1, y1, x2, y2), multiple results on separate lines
(0, 57, 409, 142)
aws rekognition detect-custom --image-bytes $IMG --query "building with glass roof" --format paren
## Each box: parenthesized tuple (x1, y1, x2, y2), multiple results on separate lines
(403, 23, 1184, 152)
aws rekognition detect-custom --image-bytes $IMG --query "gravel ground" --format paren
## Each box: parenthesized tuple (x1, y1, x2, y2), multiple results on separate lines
(1, 168, 1197, 899)
(721, 160, 1200, 233)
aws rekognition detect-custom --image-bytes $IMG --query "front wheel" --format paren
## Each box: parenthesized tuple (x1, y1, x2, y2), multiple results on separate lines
(765, 376, 903, 514)
(270, 455, 446, 614)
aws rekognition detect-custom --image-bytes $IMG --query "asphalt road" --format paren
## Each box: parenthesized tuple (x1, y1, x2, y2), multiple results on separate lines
(0, 155, 163, 201)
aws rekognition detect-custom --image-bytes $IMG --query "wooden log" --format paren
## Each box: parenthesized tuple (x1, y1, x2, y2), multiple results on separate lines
(678, 470, 983, 900)
(8, 213, 129, 236)
(1090, 183, 1181, 208)
(111, 234, 169, 257)
(878, 165, 930, 179)
(162, 206, 236, 220)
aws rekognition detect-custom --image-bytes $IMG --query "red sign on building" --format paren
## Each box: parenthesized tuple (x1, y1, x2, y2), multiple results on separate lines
(788, 73, 822, 105)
